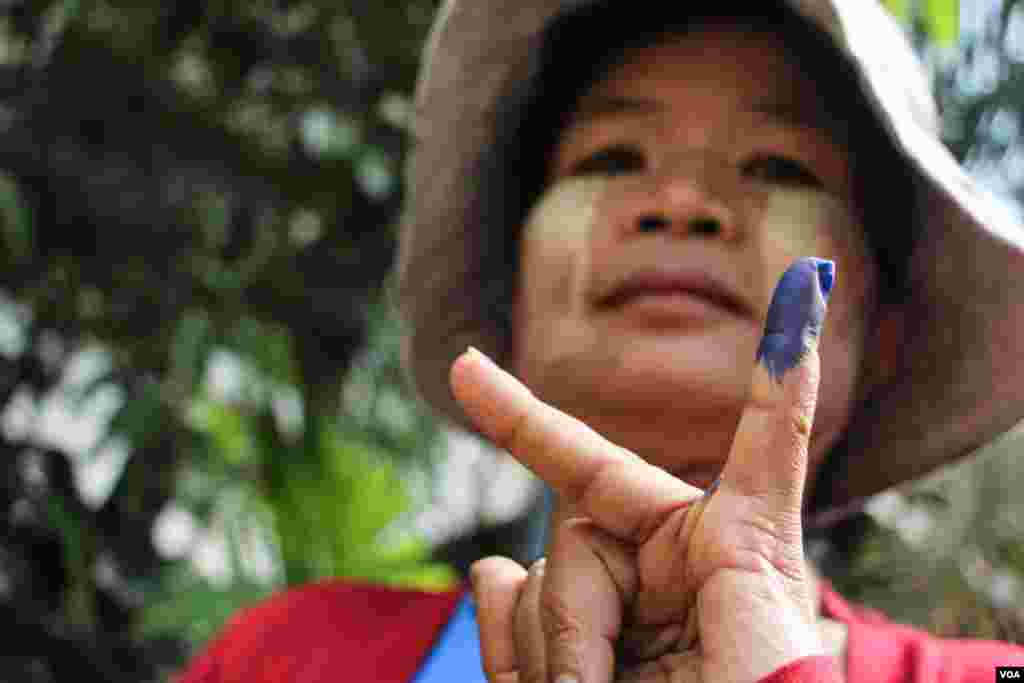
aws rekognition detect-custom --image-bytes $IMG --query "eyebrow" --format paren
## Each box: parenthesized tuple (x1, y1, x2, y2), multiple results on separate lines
(570, 95, 663, 127)
(747, 99, 842, 139)
(569, 94, 842, 140)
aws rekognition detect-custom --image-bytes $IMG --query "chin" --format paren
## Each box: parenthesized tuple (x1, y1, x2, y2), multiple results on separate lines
(521, 351, 744, 478)
(521, 327, 750, 408)
(603, 337, 752, 401)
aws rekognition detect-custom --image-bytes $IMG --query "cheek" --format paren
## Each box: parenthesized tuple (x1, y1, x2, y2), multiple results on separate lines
(518, 178, 609, 312)
(513, 178, 609, 359)
(753, 191, 872, 338)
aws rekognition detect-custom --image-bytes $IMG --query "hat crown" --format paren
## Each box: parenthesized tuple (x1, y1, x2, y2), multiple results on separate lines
(412, 0, 941, 136)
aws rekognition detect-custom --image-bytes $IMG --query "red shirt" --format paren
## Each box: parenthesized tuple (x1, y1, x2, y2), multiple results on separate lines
(177, 579, 1024, 682)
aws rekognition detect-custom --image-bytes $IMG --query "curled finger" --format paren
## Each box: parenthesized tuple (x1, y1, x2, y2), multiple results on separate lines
(542, 517, 638, 683)
(514, 558, 550, 683)
(471, 556, 529, 683)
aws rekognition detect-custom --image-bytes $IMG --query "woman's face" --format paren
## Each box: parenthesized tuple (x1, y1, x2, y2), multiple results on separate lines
(510, 23, 882, 491)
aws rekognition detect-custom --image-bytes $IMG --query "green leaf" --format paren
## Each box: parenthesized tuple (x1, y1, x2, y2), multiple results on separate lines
(139, 565, 271, 650)
(187, 400, 258, 465)
(96, 379, 164, 454)
(882, 0, 959, 47)
(374, 563, 459, 592)
(229, 317, 298, 388)
(922, 0, 959, 47)
(329, 442, 409, 553)
(0, 173, 34, 263)
(258, 419, 455, 589)
(46, 494, 96, 629)
(882, 0, 912, 22)
(172, 311, 214, 394)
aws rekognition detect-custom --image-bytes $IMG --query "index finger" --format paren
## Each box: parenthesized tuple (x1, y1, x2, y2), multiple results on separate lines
(449, 348, 702, 544)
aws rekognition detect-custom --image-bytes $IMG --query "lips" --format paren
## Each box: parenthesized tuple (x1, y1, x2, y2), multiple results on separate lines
(596, 268, 751, 319)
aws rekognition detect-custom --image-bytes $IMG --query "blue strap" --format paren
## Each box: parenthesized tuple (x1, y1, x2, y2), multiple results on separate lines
(413, 486, 554, 682)
(410, 592, 487, 683)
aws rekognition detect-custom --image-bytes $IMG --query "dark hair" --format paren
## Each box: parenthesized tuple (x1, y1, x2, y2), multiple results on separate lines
(474, 0, 920, 559)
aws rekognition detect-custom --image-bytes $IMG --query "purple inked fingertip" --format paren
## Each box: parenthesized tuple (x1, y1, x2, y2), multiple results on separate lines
(755, 258, 834, 381)
(702, 477, 721, 498)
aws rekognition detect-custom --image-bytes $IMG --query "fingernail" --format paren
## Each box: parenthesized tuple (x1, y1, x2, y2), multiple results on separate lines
(555, 676, 580, 683)
(466, 345, 491, 365)
(755, 257, 834, 382)
(813, 257, 835, 301)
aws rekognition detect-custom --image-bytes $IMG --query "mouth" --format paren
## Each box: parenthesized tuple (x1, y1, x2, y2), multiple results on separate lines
(596, 268, 751, 319)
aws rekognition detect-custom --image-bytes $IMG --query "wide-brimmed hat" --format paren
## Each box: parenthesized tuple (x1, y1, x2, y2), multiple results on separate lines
(394, 0, 1024, 523)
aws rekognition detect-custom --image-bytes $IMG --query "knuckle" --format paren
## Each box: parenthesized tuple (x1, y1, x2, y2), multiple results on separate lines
(519, 656, 545, 683)
(539, 589, 586, 657)
(521, 665, 546, 683)
(502, 402, 557, 462)
(736, 508, 790, 551)
(472, 556, 525, 594)
(527, 556, 547, 578)
(718, 512, 805, 581)
(469, 557, 499, 585)
(552, 515, 595, 544)
(497, 403, 534, 454)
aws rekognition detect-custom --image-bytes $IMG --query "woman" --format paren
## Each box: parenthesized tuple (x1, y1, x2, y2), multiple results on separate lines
(178, 1, 1024, 682)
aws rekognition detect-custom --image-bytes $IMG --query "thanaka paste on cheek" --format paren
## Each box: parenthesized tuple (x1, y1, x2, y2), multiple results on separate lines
(514, 177, 613, 382)
(519, 177, 610, 320)
(754, 188, 868, 338)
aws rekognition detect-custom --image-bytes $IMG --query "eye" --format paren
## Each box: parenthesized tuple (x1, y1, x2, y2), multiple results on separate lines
(568, 144, 646, 177)
(741, 155, 823, 188)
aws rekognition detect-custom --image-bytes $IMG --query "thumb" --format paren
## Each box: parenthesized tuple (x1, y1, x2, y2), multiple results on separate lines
(719, 257, 834, 522)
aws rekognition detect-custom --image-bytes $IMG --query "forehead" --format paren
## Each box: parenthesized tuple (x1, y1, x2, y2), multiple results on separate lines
(571, 24, 838, 139)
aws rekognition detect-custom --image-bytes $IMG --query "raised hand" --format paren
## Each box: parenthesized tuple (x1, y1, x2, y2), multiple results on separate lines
(450, 257, 836, 683)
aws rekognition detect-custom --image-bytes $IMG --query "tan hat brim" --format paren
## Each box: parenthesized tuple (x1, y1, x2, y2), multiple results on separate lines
(396, 0, 1024, 520)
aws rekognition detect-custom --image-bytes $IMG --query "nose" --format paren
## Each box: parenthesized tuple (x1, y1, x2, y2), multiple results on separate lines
(611, 164, 740, 243)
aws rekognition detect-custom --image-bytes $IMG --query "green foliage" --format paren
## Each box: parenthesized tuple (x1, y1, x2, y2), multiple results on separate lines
(145, 387, 456, 655)
(46, 491, 97, 630)
(140, 566, 273, 652)
(0, 172, 34, 264)
(269, 423, 455, 589)
(922, 0, 960, 47)
(143, 291, 456, 657)
(884, 0, 960, 47)
(0, 0, 448, 678)
(883, 0, 913, 22)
